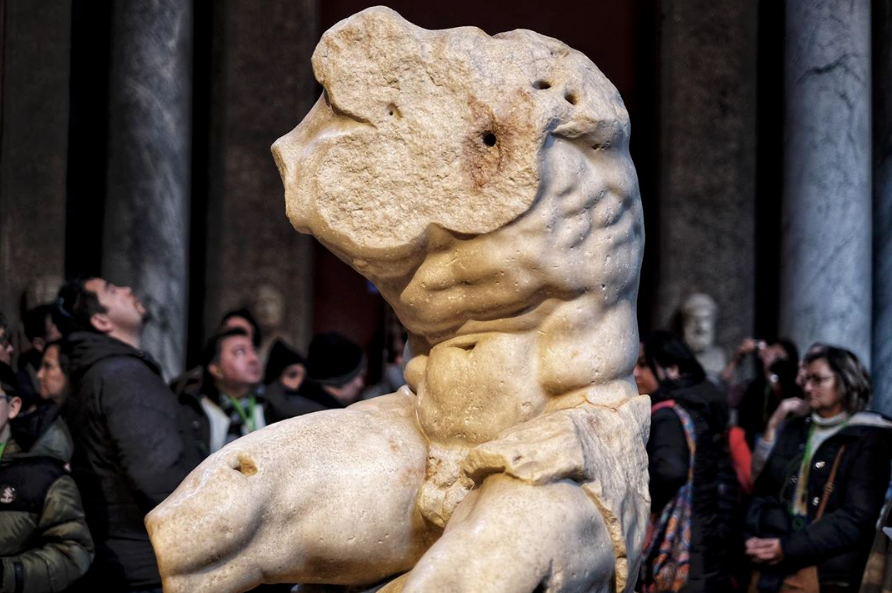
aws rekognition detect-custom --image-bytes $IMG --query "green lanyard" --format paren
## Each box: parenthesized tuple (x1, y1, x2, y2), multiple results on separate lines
(0, 441, 6, 463)
(225, 394, 257, 433)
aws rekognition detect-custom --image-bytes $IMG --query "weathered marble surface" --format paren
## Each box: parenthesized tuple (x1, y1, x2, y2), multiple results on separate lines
(148, 8, 650, 593)
(103, 0, 193, 379)
(656, 0, 758, 353)
(873, 1, 892, 416)
(779, 0, 872, 366)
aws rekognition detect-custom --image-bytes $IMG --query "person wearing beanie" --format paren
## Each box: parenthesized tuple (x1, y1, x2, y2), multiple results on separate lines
(298, 332, 367, 409)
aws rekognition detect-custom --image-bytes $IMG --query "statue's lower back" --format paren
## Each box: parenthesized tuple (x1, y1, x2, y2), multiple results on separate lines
(146, 7, 651, 592)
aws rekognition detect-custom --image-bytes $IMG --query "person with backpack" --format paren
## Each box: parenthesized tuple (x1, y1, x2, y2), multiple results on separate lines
(636, 330, 737, 592)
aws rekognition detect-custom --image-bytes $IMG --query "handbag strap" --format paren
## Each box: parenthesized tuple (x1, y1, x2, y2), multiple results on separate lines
(815, 444, 846, 520)
(651, 399, 697, 479)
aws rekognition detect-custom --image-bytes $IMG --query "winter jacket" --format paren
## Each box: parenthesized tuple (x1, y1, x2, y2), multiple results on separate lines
(1, 405, 93, 593)
(61, 331, 200, 590)
(647, 376, 736, 592)
(749, 413, 892, 591)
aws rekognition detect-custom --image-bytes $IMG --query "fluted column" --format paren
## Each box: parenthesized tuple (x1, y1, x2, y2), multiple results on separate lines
(779, 0, 872, 366)
(103, 0, 193, 379)
(873, 1, 892, 414)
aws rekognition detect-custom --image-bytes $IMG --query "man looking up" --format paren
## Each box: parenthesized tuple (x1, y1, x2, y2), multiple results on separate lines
(187, 328, 267, 455)
(53, 277, 200, 593)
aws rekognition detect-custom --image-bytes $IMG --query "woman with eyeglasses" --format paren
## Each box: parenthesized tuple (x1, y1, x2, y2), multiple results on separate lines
(744, 345, 892, 593)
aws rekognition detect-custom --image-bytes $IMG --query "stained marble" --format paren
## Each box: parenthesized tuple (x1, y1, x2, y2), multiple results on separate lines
(780, 0, 872, 366)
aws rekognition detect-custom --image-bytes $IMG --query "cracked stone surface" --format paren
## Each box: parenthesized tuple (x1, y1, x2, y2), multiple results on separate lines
(148, 8, 649, 593)
(780, 0, 872, 364)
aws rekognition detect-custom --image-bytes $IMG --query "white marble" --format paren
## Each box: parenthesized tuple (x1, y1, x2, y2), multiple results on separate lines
(102, 0, 193, 379)
(780, 0, 872, 366)
(873, 2, 892, 415)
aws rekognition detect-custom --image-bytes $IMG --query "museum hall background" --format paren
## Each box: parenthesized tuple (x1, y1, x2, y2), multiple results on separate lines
(0, 0, 889, 412)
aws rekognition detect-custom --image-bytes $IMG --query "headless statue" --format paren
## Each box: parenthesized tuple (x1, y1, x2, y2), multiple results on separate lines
(147, 8, 650, 593)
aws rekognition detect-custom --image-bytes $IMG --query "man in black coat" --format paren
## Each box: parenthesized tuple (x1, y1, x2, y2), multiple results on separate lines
(53, 277, 201, 593)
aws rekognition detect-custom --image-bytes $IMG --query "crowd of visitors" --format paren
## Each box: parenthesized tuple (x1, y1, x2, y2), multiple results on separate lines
(1, 276, 891, 592)
(636, 332, 892, 593)
(0, 277, 373, 593)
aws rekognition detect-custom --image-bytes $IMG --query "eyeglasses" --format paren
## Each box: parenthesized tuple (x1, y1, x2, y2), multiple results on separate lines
(803, 374, 835, 386)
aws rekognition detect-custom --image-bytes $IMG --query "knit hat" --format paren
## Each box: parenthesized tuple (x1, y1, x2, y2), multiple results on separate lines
(306, 332, 366, 387)
(264, 339, 305, 385)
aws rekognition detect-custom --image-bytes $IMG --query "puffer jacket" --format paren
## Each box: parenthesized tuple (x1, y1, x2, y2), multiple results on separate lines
(0, 404, 93, 593)
(750, 413, 892, 591)
(62, 331, 200, 590)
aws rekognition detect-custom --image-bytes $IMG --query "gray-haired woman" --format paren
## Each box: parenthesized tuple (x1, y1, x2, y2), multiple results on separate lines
(745, 346, 892, 593)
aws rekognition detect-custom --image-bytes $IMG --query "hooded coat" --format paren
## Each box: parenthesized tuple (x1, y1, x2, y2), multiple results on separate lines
(62, 331, 200, 590)
(647, 376, 737, 592)
(0, 404, 94, 593)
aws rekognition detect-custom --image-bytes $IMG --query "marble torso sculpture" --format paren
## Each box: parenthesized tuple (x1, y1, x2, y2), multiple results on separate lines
(147, 8, 650, 593)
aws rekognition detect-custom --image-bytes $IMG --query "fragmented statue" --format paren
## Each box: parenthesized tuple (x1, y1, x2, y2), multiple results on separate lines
(147, 7, 650, 593)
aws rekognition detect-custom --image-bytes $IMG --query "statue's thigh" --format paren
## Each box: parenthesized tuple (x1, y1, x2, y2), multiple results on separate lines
(149, 394, 430, 592)
(399, 474, 615, 593)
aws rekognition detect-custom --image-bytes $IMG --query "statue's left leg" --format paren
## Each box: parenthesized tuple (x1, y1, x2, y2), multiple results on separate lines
(397, 473, 617, 593)
(147, 392, 433, 593)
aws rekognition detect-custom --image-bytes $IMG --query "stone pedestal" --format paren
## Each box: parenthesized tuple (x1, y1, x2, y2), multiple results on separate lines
(103, 0, 193, 379)
(0, 2, 70, 333)
(873, 2, 892, 414)
(779, 0, 872, 366)
(655, 0, 758, 354)
(202, 0, 317, 352)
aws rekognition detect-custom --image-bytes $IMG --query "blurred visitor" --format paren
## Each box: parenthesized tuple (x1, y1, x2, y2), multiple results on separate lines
(722, 337, 801, 448)
(745, 345, 892, 593)
(301, 332, 366, 409)
(0, 361, 94, 593)
(37, 340, 69, 408)
(181, 327, 268, 456)
(638, 330, 738, 592)
(263, 340, 323, 423)
(53, 276, 200, 593)
(16, 303, 62, 404)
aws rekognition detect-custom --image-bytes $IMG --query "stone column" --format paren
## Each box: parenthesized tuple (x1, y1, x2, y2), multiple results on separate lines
(873, 1, 892, 414)
(779, 0, 872, 366)
(103, 0, 193, 379)
(656, 0, 758, 354)
(203, 0, 317, 353)
(0, 1, 71, 332)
